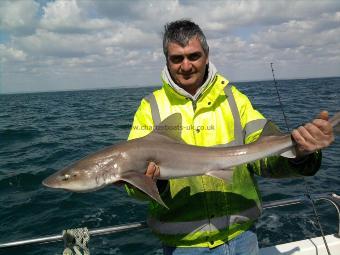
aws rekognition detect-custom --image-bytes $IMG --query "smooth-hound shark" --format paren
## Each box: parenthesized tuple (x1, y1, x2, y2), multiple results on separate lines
(43, 112, 340, 208)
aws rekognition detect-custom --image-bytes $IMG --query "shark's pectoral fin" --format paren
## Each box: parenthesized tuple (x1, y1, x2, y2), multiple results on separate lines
(206, 169, 234, 182)
(120, 171, 168, 209)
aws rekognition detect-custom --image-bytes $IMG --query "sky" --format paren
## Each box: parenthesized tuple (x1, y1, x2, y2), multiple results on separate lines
(0, 0, 340, 94)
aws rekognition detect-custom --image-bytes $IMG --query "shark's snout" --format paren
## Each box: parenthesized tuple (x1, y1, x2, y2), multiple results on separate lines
(42, 167, 103, 192)
(42, 177, 49, 187)
(42, 173, 62, 188)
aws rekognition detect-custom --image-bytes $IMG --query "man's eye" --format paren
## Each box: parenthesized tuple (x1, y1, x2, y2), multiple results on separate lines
(169, 56, 184, 64)
(188, 53, 201, 61)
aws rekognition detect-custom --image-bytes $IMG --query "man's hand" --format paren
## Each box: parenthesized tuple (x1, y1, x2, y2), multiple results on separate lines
(145, 162, 160, 180)
(292, 111, 334, 158)
(119, 162, 160, 187)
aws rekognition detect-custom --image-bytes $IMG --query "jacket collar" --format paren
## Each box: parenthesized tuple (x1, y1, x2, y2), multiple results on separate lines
(161, 62, 218, 101)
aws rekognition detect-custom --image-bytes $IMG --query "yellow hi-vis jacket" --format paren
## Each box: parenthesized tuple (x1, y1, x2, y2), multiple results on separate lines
(126, 72, 321, 248)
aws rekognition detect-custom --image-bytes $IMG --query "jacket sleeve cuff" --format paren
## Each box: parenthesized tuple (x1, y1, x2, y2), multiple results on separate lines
(288, 150, 322, 176)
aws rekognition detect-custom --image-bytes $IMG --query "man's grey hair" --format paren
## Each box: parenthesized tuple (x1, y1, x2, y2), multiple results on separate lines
(163, 19, 209, 57)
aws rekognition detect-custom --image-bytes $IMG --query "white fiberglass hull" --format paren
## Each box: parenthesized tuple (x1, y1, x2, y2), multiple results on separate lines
(260, 234, 340, 255)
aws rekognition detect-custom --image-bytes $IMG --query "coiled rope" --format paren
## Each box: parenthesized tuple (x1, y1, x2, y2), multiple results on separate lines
(62, 227, 90, 255)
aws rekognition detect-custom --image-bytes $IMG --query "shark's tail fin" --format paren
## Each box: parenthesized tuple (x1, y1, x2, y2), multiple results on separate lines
(330, 112, 340, 135)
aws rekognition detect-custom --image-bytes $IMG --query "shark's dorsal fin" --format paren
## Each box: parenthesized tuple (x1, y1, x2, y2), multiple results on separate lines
(260, 120, 284, 137)
(144, 113, 185, 144)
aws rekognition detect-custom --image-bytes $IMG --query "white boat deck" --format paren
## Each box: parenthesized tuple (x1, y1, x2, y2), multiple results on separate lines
(260, 234, 340, 255)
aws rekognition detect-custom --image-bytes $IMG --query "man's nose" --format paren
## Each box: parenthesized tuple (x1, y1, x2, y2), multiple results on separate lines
(181, 58, 192, 72)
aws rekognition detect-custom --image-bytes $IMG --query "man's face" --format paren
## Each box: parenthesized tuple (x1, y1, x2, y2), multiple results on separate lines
(166, 37, 208, 94)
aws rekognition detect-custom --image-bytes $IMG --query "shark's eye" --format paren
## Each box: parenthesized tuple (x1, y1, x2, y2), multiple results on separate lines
(62, 174, 70, 181)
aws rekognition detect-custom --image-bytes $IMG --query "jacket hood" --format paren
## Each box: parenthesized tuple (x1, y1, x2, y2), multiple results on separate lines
(161, 62, 218, 101)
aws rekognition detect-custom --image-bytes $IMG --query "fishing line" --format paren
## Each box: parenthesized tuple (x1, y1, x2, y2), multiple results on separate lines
(270, 63, 290, 132)
(270, 63, 331, 255)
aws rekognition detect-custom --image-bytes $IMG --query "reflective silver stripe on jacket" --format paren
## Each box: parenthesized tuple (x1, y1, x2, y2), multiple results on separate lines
(243, 119, 267, 140)
(224, 86, 243, 145)
(145, 85, 266, 145)
(224, 86, 267, 144)
(144, 93, 161, 126)
(147, 206, 261, 235)
(144, 85, 264, 235)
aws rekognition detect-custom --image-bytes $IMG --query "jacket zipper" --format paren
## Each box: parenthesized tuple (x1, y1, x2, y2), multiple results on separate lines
(191, 99, 197, 112)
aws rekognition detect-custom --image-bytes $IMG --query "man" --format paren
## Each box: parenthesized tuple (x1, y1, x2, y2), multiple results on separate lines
(126, 20, 334, 255)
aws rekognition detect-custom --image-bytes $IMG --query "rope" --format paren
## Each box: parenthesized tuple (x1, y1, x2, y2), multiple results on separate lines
(270, 63, 331, 255)
(62, 227, 90, 255)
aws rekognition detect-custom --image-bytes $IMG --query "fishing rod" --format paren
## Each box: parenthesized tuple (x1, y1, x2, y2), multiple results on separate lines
(0, 193, 339, 250)
(270, 63, 332, 255)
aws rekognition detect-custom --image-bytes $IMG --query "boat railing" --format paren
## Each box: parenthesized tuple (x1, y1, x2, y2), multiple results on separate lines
(0, 192, 339, 250)
(262, 192, 340, 237)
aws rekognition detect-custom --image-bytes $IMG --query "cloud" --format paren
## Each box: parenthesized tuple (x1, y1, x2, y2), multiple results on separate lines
(40, 0, 113, 33)
(250, 13, 340, 65)
(0, 0, 39, 35)
(13, 29, 105, 58)
(1, 0, 340, 93)
(12, 23, 158, 59)
(0, 44, 27, 62)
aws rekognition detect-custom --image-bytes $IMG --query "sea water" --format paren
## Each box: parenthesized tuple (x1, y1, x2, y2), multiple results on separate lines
(0, 77, 339, 254)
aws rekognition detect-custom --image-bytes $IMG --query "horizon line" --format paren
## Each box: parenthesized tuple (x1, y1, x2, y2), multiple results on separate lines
(1, 75, 339, 95)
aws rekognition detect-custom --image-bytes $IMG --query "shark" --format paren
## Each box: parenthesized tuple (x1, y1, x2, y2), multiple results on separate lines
(43, 112, 340, 208)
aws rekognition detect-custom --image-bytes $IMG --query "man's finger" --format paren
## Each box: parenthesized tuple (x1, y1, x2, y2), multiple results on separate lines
(317, 110, 329, 121)
(145, 162, 157, 178)
(312, 119, 333, 135)
(154, 165, 160, 180)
